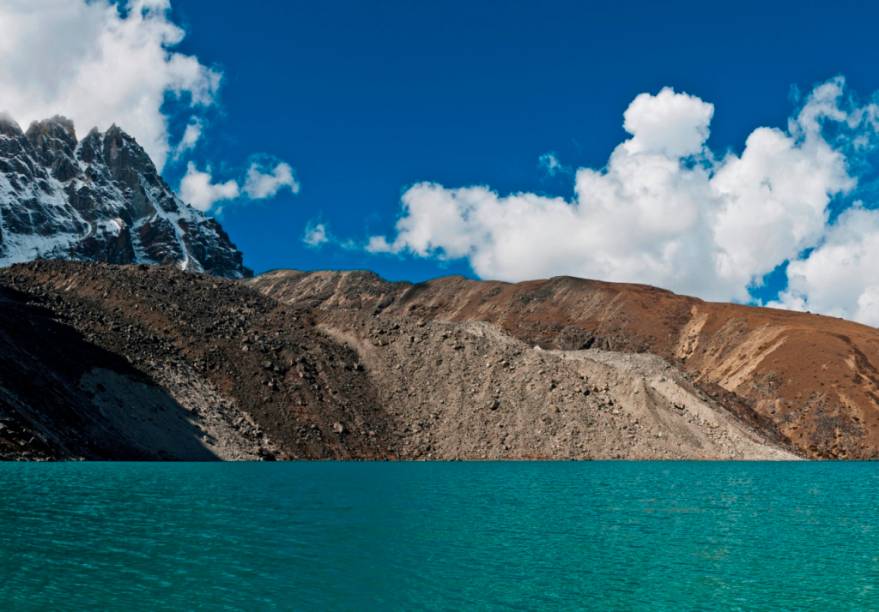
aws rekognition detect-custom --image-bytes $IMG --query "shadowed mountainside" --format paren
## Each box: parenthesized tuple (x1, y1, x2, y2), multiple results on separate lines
(0, 285, 221, 459)
(0, 261, 393, 460)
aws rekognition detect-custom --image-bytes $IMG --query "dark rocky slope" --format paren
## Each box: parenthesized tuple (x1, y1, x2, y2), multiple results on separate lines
(0, 284, 219, 459)
(0, 261, 392, 459)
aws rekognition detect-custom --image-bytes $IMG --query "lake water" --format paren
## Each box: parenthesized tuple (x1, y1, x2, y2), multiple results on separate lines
(0, 462, 876, 610)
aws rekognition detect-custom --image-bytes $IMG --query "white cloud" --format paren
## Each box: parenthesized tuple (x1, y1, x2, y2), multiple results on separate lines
(178, 162, 239, 211)
(771, 205, 879, 325)
(178, 157, 299, 212)
(370, 79, 872, 311)
(243, 161, 300, 199)
(538, 152, 568, 176)
(710, 86, 853, 294)
(0, 0, 308, 210)
(858, 287, 879, 327)
(172, 117, 204, 158)
(366, 235, 394, 253)
(0, 0, 220, 170)
(622, 87, 714, 158)
(303, 222, 329, 247)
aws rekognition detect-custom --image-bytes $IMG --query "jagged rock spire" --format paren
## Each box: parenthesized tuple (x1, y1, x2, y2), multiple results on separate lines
(0, 115, 250, 278)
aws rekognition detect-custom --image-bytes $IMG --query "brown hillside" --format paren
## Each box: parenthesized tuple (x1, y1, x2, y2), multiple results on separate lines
(252, 270, 879, 459)
(0, 261, 793, 460)
(1, 262, 394, 459)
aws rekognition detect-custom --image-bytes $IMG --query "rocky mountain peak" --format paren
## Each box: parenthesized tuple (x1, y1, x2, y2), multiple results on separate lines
(26, 115, 77, 143)
(102, 124, 162, 186)
(0, 115, 250, 278)
(0, 114, 23, 139)
(24, 116, 79, 182)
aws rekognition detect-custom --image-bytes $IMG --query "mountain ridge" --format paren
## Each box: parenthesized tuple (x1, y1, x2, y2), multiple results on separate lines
(0, 113, 875, 460)
(251, 269, 879, 459)
(0, 115, 249, 278)
(0, 260, 796, 460)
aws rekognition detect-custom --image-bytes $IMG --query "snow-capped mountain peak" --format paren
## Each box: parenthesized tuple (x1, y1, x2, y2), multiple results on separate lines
(0, 115, 250, 278)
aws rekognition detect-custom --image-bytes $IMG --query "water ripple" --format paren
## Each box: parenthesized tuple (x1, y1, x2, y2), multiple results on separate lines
(0, 462, 876, 610)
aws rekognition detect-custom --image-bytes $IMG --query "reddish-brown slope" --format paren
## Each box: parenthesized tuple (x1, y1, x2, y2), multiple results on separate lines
(252, 270, 879, 458)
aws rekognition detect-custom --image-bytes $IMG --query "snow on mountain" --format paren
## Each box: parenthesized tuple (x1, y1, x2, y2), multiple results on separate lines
(0, 115, 250, 278)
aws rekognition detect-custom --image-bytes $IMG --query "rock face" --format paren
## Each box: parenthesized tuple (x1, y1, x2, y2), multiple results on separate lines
(251, 269, 879, 459)
(0, 115, 249, 278)
(0, 261, 794, 460)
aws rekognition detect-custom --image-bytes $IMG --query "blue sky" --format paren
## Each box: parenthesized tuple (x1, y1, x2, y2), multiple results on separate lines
(162, 0, 879, 274)
(7, 0, 879, 323)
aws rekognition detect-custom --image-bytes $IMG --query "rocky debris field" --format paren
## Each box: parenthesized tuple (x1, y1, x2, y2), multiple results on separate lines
(0, 284, 217, 459)
(316, 311, 795, 459)
(0, 261, 798, 460)
(0, 261, 393, 459)
(253, 269, 879, 459)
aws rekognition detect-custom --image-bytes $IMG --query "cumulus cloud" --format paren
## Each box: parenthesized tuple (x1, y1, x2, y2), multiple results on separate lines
(0, 0, 221, 170)
(621, 87, 714, 158)
(771, 205, 879, 325)
(178, 157, 300, 212)
(0, 0, 305, 210)
(243, 161, 300, 199)
(370, 79, 879, 323)
(178, 162, 239, 211)
(303, 222, 329, 247)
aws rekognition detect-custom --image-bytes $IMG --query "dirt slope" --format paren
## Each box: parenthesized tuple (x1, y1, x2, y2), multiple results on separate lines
(312, 310, 794, 459)
(1, 261, 394, 459)
(252, 269, 879, 459)
(0, 261, 794, 460)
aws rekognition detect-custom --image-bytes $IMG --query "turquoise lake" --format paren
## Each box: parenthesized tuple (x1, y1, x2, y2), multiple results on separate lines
(1, 462, 877, 610)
